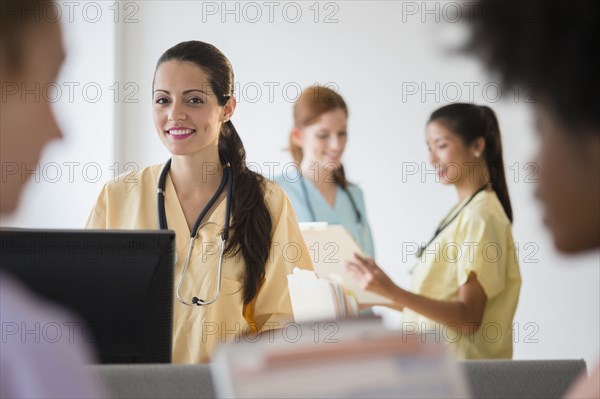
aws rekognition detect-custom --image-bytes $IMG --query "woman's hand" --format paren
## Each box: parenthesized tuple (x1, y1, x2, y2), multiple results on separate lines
(346, 254, 488, 331)
(345, 253, 402, 301)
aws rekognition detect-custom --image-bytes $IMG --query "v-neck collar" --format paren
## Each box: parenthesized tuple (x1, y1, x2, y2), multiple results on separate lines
(442, 188, 490, 227)
(303, 177, 342, 221)
(164, 171, 228, 238)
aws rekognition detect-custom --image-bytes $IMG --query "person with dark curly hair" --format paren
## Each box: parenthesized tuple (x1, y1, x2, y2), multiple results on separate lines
(464, 1, 599, 397)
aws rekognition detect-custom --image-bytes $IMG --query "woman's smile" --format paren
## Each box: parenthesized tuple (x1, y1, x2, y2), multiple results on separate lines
(166, 127, 196, 140)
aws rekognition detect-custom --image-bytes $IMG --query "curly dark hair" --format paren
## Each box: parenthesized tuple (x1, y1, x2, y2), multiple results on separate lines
(464, 0, 600, 130)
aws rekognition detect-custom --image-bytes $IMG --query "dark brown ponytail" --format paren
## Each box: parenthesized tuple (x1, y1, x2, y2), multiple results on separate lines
(429, 103, 513, 222)
(478, 105, 513, 223)
(155, 41, 272, 304)
(218, 120, 272, 303)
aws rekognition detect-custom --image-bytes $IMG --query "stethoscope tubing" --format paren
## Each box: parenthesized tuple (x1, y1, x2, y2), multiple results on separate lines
(158, 158, 232, 307)
(299, 174, 364, 230)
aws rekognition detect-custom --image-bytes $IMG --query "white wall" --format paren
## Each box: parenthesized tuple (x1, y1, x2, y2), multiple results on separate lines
(3, 0, 598, 366)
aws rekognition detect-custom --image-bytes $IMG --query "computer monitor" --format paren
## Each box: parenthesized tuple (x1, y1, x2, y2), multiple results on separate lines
(0, 229, 175, 364)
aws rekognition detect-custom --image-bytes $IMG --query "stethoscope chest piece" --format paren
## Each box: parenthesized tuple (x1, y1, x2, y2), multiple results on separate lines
(157, 158, 233, 307)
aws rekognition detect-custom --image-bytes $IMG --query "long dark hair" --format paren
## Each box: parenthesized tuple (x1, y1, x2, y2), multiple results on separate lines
(155, 41, 272, 304)
(290, 85, 350, 187)
(429, 103, 513, 223)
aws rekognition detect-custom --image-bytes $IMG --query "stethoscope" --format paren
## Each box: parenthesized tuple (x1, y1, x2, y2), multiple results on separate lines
(157, 158, 233, 306)
(299, 175, 364, 234)
(414, 183, 491, 260)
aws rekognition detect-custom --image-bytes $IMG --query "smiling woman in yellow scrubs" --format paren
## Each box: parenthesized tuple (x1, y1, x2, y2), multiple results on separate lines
(347, 103, 521, 359)
(86, 41, 312, 363)
(274, 86, 376, 257)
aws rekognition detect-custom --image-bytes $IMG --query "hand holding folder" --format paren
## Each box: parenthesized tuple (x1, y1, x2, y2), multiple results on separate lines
(299, 223, 392, 305)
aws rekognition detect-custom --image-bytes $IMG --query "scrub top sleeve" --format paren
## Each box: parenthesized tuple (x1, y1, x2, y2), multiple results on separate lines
(456, 214, 507, 300)
(85, 183, 108, 229)
(251, 183, 314, 331)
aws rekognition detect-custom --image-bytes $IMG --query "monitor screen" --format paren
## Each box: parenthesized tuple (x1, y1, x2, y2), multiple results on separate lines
(0, 229, 175, 364)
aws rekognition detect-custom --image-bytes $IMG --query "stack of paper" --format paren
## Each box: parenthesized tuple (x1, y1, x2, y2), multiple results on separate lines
(287, 268, 359, 323)
(211, 318, 471, 398)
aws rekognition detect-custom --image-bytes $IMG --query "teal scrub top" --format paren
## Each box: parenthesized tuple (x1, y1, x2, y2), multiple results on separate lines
(274, 174, 376, 258)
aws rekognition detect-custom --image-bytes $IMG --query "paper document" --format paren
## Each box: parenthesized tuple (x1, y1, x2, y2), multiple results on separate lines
(299, 223, 392, 305)
(287, 268, 358, 323)
(211, 318, 471, 398)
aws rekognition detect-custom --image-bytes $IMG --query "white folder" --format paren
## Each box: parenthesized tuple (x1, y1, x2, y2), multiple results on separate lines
(299, 223, 392, 305)
(286, 268, 340, 323)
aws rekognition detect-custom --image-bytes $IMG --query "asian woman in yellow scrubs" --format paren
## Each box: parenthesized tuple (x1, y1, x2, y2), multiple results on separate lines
(86, 41, 313, 363)
(347, 103, 521, 359)
(274, 86, 376, 257)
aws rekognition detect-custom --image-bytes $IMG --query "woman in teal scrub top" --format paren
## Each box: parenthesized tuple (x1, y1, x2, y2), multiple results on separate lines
(274, 86, 375, 257)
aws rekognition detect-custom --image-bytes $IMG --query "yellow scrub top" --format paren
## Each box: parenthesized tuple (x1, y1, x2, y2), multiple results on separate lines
(86, 163, 314, 363)
(403, 190, 521, 359)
